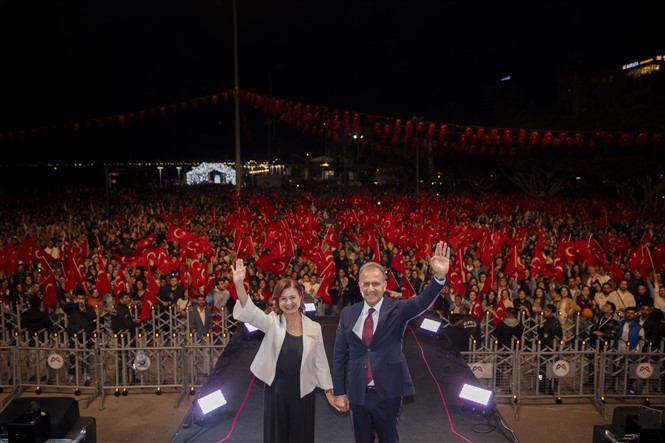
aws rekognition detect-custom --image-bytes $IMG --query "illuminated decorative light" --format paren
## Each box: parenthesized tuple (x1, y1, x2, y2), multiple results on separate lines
(186, 162, 237, 185)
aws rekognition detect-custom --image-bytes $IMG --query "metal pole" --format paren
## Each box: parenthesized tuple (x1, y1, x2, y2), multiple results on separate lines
(415, 127, 420, 196)
(233, 0, 242, 192)
(105, 169, 110, 221)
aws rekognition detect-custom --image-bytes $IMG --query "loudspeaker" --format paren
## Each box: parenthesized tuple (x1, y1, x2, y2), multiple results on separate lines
(0, 397, 80, 438)
(625, 415, 665, 443)
(612, 407, 639, 436)
(612, 406, 665, 437)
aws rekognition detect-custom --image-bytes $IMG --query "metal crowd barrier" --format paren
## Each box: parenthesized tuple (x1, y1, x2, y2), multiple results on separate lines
(456, 311, 665, 420)
(3, 301, 663, 417)
(2, 302, 237, 411)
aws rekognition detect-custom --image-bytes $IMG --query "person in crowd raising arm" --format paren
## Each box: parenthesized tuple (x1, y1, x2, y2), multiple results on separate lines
(231, 259, 336, 443)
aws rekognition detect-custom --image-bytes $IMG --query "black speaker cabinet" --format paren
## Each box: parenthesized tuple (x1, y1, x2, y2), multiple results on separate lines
(612, 406, 665, 441)
(0, 397, 80, 439)
(612, 406, 639, 436)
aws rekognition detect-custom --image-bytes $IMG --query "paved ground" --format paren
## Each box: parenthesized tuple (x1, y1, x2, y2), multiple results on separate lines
(1, 390, 659, 442)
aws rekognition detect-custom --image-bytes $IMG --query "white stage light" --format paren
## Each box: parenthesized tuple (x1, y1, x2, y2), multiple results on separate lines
(197, 389, 227, 415)
(420, 317, 442, 334)
(458, 383, 494, 415)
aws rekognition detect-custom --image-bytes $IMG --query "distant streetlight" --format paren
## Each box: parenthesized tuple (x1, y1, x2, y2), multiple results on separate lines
(157, 166, 163, 188)
(176, 166, 182, 182)
(305, 153, 309, 180)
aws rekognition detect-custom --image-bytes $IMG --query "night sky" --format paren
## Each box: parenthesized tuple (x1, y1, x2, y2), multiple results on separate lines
(1, 0, 662, 164)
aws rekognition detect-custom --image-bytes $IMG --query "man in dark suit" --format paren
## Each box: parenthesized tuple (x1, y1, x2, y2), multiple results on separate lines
(332, 241, 450, 443)
(189, 294, 213, 337)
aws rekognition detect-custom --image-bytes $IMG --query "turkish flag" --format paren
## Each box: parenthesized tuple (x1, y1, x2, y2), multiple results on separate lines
(482, 262, 495, 295)
(370, 236, 382, 264)
(167, 224, 197, 244)
(390, 248, 406, 276)
(324, 225, 341, 249)
(503, 245, 525, 280)
(314, 243, 335, 274)
(316, 262, 335, 305)
(493, 297, 506, 327)
(558, 241, 577, 263)
(113, 250, 145, 268)
(479, 236, 495, 268)
(401, 278, 416, 299)
(601, 234, 630, 253)
(64, 254, 85, 294)
(256, 253, 291, 275)
(41, 272, 58, 309)
(135, 234, 155, 251)
(651, 243, 665, 271)
(625, 245, 651, 277)
(472, 293, 484, 322)
(530, 247, 547, 276)
(386, 270, 400, 292)
(236, 235, 256, 260)
(113, 269, 130, 302)
(448, 251, 467, 297)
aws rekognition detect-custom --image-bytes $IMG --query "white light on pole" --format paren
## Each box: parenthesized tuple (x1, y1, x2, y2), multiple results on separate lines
(157, 166, 163, 188)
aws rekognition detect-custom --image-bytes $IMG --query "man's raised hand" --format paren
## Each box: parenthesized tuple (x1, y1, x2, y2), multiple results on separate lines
(430, 241, 451, 280)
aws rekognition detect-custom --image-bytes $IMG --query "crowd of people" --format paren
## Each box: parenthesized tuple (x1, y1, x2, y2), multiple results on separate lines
(3, 181, 665, 441)
(1, 183, 664, 349)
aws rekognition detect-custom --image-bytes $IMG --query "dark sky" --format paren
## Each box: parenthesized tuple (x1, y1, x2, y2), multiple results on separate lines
(0, 0, 662, 164)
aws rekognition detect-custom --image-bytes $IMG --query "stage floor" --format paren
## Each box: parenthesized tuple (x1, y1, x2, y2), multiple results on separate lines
(171, 314, 516, 443)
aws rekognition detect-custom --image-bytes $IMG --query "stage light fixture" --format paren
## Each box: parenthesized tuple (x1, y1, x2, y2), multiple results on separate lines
(196, 389, 227, 421)
(420, 317, 442, 334)
(458, 383, 493, 415)
(242, 322, 264, 339)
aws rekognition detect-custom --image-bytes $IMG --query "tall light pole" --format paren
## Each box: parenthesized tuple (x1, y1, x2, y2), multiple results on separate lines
(233, 0, 242, 192)
(353, 134, 363, 182)
(157, 166, 163, 188)
(176, 166, 182, 182)
(305, 152, 310, 181)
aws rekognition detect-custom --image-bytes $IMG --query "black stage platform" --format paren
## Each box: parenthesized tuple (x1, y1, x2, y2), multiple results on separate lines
(171, 314, 517, 443)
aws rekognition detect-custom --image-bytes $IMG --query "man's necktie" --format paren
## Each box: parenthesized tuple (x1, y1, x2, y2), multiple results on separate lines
(363, 308, 375, 384)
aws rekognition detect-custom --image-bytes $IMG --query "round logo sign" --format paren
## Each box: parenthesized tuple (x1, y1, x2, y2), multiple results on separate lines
(47, 353, 64, 370)
(133, 350, 151, 371)
(552, 359, 570, 377)
(635, 362, 653, 379)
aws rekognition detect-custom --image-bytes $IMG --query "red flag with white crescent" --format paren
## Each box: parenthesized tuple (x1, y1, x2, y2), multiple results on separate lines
(472, 292, 484, 322)
(316, 263, 335, 305)
(493, 297, 506, 327)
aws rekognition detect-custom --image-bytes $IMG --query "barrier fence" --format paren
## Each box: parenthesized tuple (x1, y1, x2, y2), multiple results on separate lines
(449, 310, 664, 419)
(1, 303, 663, 419)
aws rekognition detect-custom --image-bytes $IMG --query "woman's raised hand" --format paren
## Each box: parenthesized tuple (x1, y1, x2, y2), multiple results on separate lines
(232, 259, 246, 285)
